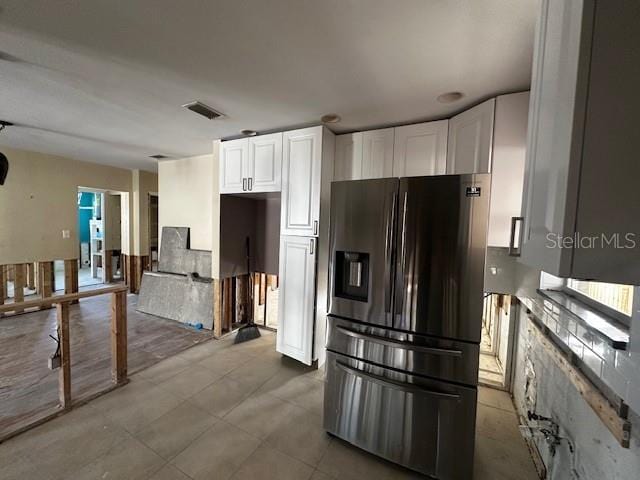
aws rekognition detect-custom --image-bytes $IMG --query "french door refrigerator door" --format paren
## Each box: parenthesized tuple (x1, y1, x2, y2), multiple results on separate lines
(328, 178, 399, 328)
(324, 351, 477, 479)
(394, 174, 491, 342)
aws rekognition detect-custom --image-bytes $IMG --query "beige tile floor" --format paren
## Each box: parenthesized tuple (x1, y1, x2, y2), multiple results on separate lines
(0, 330, 539, 480)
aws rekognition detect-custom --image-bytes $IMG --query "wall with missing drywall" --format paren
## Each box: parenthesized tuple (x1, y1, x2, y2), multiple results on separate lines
(158, 153, 214, 253)
(512, 301, 640, 479)
(0, 147, 156, 264)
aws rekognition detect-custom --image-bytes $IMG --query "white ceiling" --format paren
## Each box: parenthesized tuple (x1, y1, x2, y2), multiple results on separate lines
(0, 0, 539, 172)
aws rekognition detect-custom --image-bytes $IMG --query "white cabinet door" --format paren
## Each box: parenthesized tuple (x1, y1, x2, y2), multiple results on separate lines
(249, 132, 282, 192)
(393, 121, 448, 177)
(520, 0, 590, 275)
(487, 92, 529, 247)
(446, 98, 495, 174)
(334, 133, 363, 181)
(220, 138, 249, 193)
(362, 128, 394, 179)
(277, 235, 317, 365)
(281, 126, 322, 237)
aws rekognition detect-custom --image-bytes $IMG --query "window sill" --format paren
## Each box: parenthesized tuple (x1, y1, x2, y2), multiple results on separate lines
(537, 289, 629, 350)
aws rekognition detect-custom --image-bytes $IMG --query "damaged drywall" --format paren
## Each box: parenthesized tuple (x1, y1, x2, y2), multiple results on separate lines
(512, 302, 640, 479)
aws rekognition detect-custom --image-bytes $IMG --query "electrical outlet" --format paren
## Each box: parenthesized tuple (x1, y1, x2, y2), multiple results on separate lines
(62, 229, 70, 239)
(48, 355, 61, 370)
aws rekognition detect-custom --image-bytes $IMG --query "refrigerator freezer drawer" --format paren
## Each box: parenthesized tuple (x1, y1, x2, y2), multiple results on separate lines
(324, 351, 477, 480)
(327, 316, 479, 386)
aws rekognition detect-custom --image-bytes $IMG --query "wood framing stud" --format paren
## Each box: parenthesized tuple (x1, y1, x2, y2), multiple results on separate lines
(26, 263, 36, 290)
(38, 261, 54, 308)
(64, 259, 79, 304)
(528, 317, 631, 448)
(111, 291, 128, 384)
(57, 302, 71, 409)
(213, 279, 223, 338)
(13, 264, 26, 312)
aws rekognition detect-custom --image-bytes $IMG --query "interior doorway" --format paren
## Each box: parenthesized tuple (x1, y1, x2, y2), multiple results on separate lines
(479, 293, 516, 389)
(77, 188, 125, 287)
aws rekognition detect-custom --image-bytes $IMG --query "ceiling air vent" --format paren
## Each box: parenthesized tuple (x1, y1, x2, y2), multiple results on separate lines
(182, 101, 224, 120)
(149, 154, 169, 159)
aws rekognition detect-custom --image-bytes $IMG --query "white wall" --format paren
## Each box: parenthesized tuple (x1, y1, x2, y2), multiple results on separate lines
(158, 154, 214, 251)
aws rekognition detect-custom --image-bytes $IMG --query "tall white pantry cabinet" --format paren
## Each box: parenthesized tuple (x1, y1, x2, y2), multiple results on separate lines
(277, 126, 335, 365)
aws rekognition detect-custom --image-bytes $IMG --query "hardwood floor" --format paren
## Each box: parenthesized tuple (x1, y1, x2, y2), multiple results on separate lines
(0, 293, 214, 439)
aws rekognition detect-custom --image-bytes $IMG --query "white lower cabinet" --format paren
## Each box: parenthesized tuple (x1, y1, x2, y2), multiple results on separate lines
(277, 235, 317, 365)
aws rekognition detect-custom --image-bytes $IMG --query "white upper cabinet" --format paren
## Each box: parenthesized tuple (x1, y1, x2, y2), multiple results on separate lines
(446, 99, 495, 174)
(276, 235, 317, 365)
(249, 132, 282, 192)
(281, 126, 323, 237)
(334, 133, 363, 181)
(219, 138, 248, 193)
(520, 0, 640, 284)
(487, 92, 529, 247)
(362, 128, 394, 179)
(220, 134, 282, 193)
(392, 120, 448, 177)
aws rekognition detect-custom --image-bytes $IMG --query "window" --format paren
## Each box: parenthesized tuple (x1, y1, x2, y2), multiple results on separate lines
(566, 279, 634, 319)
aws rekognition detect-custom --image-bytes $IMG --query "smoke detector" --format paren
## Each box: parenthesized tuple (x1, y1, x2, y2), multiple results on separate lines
(182, 101, 224, 120)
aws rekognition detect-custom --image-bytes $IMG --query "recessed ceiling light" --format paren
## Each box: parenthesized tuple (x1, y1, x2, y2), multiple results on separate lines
(437, 92, 464, 104)
(182, 101, 224, 120)
(321, 114, 341, 124)
(241, 129, 257, 136)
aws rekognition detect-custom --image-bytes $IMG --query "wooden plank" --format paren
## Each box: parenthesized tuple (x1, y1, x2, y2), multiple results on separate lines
(235, 275, 248, 324)
(38, 261, 54, 307)
(0, 266, 5, 306)
(259, 273, 266, 306)
(26, 263, 36, 290)
(528, 317, 631, 448)
(223, 278, 232, 332)
(64, 259, 79, 305)
(57, 302, 71, 409)
(0, 285, 128, 314)
(111, 291, 128, 385)
(213, 278, 223, 338)
(104, 250, 113, 283)
(13, 264, 25, 313)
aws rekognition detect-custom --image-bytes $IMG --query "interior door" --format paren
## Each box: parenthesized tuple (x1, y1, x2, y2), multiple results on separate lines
(334, 133, 363, 181)
(277, 235, 317, 365)
(446, 98, 495, 174)
(392, 121, 448, 177)
(281, 126, 322, 237)
(394, 174, 491, 342)
(362, 128, 394, 179)
(249, 132, 282, 192)
(328, 178, 398, 328)
(220, 138, 249, 193)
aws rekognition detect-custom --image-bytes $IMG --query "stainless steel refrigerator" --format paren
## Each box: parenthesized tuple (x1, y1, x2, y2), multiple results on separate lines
(324, 174, 491, 479)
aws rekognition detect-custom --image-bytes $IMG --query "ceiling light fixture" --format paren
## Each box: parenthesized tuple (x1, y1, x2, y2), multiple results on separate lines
(182, 101, 224, 120)
(321, 114, 341, 124)
(149, 154, 169, 160)
(0, 120, 12, 185)
(240, 129, 257, 137)
(437, 92, 465, 104)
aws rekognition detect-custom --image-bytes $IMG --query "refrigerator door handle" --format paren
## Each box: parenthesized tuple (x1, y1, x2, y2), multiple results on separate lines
(335, 325, 463, 357)
(384, 191, 397, 313)
(394, 190, 408, 316)
(336, 361, 461, 400)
